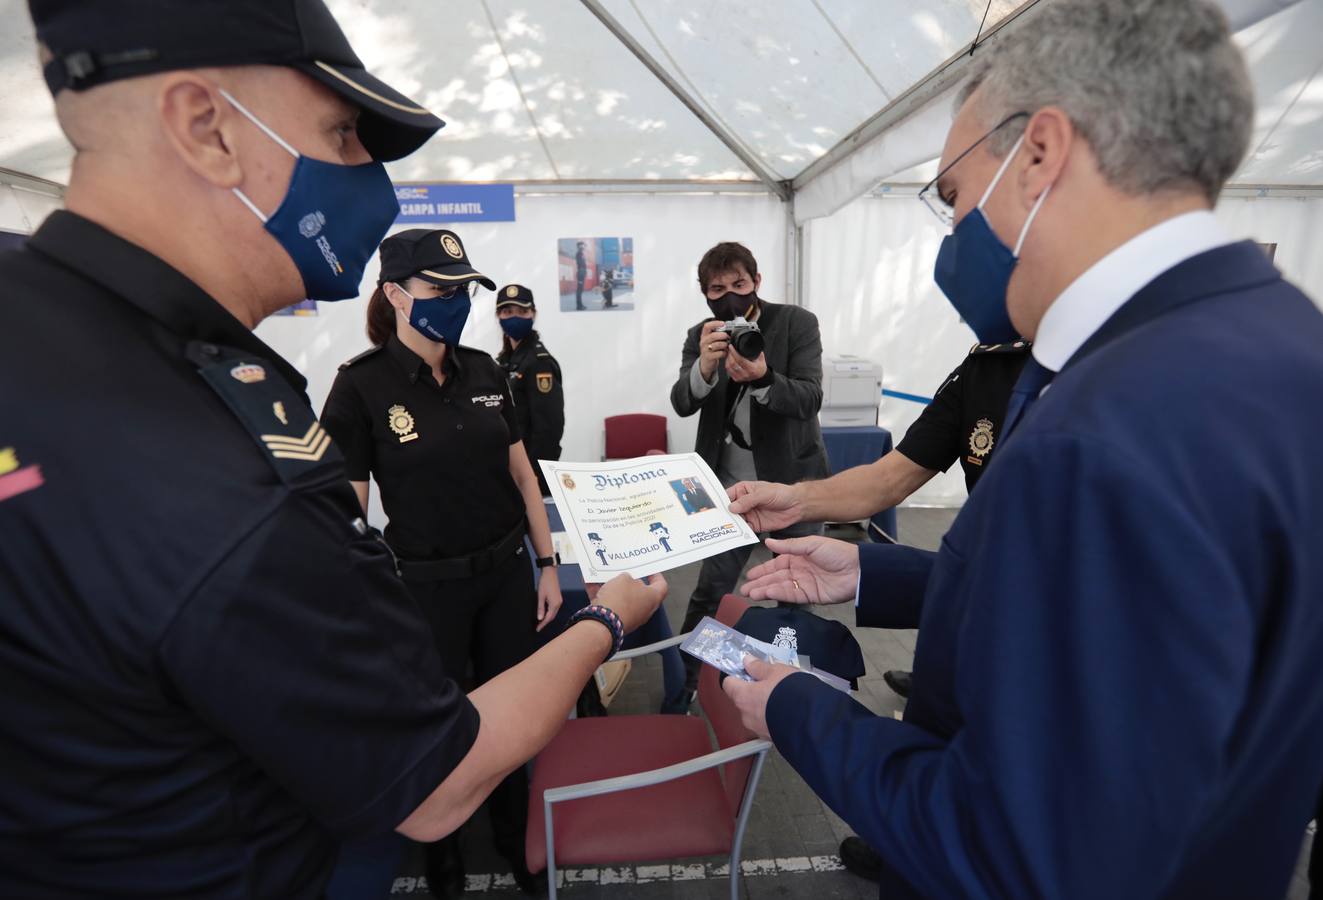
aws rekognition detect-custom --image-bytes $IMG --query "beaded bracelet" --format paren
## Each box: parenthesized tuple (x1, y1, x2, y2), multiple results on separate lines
(569, 604, 625, 663)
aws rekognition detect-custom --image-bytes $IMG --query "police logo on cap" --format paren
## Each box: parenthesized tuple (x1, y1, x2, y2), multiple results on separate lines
(441, 234, 463, 259)
(506, 285, 518, 298)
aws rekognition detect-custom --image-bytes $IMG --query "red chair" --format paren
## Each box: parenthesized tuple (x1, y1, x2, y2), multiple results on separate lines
(526, 595, 769, 900)
(602, 413, 668, 459)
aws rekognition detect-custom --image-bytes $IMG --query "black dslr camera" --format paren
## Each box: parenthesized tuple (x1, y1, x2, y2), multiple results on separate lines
(719, 316, 764, 360)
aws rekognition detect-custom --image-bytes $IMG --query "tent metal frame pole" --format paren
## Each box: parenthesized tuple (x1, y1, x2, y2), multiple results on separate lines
(791, 0, 1051, 195)
(578, 0, 791, 202)
(784, 195, 804, 305)
(0, 167, 66, 198)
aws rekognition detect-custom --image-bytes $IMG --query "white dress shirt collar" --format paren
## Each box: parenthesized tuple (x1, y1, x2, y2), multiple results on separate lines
(1031, 210, 1233, 373)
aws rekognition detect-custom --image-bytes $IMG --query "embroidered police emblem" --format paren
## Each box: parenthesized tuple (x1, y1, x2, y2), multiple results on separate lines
(298, 211, 326, 238)
(969, 418, 995, 458)
(230, 363, 266, 384)
(506, 285, 519, 298)
(772, 626, 798, 654)
(441, 234, 463, 259)
(388, 404, 419, 443)
(536, 372, 553, 394)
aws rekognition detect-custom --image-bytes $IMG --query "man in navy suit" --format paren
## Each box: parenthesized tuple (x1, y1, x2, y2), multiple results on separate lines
(723, 1, 1323, 898)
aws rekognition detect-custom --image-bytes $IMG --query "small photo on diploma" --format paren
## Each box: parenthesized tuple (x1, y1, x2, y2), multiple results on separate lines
(539, 452, 758, 582)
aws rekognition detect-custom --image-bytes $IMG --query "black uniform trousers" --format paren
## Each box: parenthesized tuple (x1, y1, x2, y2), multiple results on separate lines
(404, 546, 539, 866)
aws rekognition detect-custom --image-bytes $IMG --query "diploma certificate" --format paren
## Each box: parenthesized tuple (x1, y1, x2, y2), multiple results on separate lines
(538, 453, 758, 581)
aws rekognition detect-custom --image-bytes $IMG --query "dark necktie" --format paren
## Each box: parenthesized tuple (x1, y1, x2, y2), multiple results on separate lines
(1002, 356, 1056, 439)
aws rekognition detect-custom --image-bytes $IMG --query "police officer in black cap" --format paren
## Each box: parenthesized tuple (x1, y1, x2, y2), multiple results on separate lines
(495, 284, 564, 496)
(0, 3, 664, 898)
(321, 229, 563, 896)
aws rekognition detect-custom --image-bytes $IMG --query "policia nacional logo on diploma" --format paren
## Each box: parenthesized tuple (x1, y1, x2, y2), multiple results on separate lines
(539, 452, 758, 582)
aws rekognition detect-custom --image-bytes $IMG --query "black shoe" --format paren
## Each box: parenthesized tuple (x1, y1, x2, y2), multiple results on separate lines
(839, 836, 884, 883)
(424, 836, 465, 900)
(883, 669, 912, 699)
(505, 855, 545, 896)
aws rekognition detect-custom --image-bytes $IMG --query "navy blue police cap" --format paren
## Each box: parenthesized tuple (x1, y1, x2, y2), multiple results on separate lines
(379, 229, 496, 291)
(736, 606, 866, 690)
(28, 0, 444, 162)
(496, 284, 535, 310)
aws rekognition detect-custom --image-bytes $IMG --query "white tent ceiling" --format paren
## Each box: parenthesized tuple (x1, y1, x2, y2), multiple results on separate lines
(1, 0, 1320, 216)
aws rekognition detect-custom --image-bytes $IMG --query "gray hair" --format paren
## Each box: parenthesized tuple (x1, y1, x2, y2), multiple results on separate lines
(956, 0, 1254, 204)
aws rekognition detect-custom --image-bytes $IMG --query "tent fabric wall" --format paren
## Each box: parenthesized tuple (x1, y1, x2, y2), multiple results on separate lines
(253, 191, 787, 523)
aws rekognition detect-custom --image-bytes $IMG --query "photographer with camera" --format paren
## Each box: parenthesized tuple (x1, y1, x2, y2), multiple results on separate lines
(670, 242, 830, 704)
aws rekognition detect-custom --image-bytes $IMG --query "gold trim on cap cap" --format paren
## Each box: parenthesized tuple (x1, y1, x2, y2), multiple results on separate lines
(421, 269, 489, 282)
(313, 61, 433, 115)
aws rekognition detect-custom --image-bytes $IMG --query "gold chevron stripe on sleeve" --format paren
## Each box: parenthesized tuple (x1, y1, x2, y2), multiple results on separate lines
(260, 422, 321, 446)
(269, 433, 332, 462)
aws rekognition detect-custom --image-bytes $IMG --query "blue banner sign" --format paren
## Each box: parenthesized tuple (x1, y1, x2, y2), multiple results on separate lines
(393, 183, 516, 223)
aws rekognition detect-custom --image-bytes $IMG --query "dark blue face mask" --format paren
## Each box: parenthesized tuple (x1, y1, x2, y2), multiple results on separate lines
(403, 285, 471, 346)
(499, 315, 535, 341)
(222, 89, 400, 303)
(933, 135, 1050, 344)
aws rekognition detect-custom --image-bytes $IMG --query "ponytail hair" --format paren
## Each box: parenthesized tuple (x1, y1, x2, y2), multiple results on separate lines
(366, 285, 395, 346)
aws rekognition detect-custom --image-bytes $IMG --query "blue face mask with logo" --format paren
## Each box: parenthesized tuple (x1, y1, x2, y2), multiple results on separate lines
(221, 89, 400, 302)
(933, 135, 1051, 344)
(499, 316, 535, 341)
(402, 285, 471, 346)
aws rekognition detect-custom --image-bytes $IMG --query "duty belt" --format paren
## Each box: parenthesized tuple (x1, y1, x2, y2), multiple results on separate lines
(397, 519, 527, 583)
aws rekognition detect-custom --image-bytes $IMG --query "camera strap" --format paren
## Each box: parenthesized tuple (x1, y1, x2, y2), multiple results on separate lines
(723, 382, 753, 450)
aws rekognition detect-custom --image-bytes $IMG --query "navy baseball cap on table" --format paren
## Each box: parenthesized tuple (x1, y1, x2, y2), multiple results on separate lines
(28, 0, 444, 162)
(496, 284, 535, 310)
(378, 229, 496, 291)
(736, 606, 867, 690)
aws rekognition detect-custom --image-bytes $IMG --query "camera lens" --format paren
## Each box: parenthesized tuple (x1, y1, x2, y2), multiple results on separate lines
(732, 329, 764, 359)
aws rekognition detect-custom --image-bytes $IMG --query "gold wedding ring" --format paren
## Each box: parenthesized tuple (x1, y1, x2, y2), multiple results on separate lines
(792, 579, 801, 593)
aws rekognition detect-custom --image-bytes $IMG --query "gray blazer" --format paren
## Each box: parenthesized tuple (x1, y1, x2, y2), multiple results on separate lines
(670, 301, 830, 486)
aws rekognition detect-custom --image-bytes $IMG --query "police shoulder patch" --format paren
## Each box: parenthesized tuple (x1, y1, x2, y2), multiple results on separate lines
(340, 344, 385, 369)
(190, 341, 342, 486)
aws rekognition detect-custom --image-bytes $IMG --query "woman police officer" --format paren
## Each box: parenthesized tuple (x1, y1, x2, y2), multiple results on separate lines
(321, 228, 558, 897)
(494, 284, 564, 496)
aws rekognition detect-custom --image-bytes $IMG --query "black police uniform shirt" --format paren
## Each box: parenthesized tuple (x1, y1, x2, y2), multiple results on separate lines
(497, 330, 564, 477)
(321, 336, 525, 561)
(0, 212, 479, 899)
(895, 341, 1031, 492)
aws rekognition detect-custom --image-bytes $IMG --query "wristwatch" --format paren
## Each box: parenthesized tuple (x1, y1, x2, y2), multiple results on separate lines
(534, 552, 560, 569)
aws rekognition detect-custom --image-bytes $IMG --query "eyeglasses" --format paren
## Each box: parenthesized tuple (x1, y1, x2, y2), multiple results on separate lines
(918, 112, 1030, 228)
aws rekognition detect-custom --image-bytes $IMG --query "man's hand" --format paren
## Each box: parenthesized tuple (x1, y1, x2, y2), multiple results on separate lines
(535, 576, 563, 633)
(590, 573, 668, 634)
(725, 348, 768, 383)
(727, 480, 803, 533)
(721, 657, 803, 740)
(697, 320, 730, 382)
(742, 536, 860, 605)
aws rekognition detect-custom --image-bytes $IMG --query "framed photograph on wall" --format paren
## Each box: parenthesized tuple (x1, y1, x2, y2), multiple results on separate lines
(558, 237, 634, 312)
